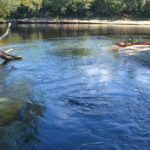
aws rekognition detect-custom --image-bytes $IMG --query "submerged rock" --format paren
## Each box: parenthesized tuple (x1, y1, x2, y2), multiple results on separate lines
(0, 97, 25, 125)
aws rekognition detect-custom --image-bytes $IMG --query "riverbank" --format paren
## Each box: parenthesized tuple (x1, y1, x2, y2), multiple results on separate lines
(1, 18, 150, 25)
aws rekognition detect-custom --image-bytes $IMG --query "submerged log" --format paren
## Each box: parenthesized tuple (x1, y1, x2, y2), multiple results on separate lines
(0, 23, 22, 61)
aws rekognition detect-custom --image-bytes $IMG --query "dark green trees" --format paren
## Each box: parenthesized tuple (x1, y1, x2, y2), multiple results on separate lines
(0, 0, 150, 18)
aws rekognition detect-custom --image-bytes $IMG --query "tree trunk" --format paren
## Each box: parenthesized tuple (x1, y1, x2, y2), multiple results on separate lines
(0, 50, 22, 61)
(0, 23, 22, 61)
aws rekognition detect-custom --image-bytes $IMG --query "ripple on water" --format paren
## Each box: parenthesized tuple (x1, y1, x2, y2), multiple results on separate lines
(1, 28, 150, 149)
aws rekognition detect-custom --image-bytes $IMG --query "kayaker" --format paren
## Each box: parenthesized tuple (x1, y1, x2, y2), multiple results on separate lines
(126, 39, 133, 46)
(134, 39, 140, 44)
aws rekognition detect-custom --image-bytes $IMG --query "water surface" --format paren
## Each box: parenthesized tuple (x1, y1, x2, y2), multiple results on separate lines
(0, 24, 150, 150)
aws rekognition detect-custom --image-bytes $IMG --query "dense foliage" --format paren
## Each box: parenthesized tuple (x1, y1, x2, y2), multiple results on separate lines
(0, 0, 150, 18)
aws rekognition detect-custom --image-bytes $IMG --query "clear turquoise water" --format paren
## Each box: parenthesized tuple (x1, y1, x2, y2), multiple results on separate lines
(0, 24, 150, 150)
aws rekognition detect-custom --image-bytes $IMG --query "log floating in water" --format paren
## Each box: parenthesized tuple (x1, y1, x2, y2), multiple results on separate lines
(0, 23, 22, 61)
(0, 49, 22, 61)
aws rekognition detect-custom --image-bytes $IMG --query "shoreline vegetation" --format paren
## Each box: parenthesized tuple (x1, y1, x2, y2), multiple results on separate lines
(1, 1, 150, 25)
(1, 18, 150, 25)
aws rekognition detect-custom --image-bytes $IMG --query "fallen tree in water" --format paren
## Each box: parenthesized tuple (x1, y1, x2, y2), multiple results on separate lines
(0, 49, 22, 60)
(0, 23, 22, 61)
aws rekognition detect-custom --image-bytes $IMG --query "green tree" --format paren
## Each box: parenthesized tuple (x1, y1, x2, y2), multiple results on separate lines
(42, 0, 70, 16)
(0, 2, 9, 17)
(0, 0, 21, 17)
(42, 0, 94, 17)
(10, 0, 43, 18)
(1, 0, 150, 18)
(21, 0, 42, 11)
(68, 0, 94, 16)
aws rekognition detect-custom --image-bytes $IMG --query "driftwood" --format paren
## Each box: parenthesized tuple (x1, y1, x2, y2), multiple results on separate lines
(0, 49, 22, 60)
(0, 23, 22, 61)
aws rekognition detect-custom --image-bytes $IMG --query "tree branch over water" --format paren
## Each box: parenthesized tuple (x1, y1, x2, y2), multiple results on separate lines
(0, 23, 22, 61)
(0, 23, 11, 41)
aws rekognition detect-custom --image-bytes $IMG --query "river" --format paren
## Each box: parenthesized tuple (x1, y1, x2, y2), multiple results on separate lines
(0, 24, 150, 150)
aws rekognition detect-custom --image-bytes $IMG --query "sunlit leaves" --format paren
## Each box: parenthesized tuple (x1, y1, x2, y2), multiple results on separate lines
(21, 0, 42, 11)
(0, 2, 9, 17)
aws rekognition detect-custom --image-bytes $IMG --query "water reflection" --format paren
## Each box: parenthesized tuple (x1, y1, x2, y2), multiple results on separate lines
(0, 24, 150, 149)
(1, 24, 150, 45)
(14, 24, 150, 35)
